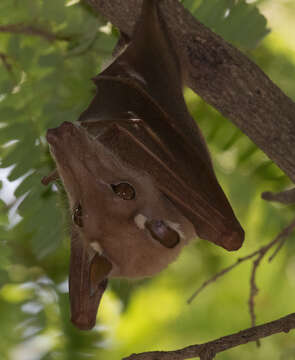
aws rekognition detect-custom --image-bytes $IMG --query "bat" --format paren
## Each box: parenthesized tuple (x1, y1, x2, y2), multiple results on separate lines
(43, 0, 244, 330)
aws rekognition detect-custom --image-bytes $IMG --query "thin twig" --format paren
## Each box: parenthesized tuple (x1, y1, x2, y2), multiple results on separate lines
(123, 313, 295, 360)
(0, 52, 13, 73)
(188, 219, 295, 330)
(248, 252, 264, 347)
(187, 252, 259, 304)
(0, 23, 72, 42)
(262, 188, 295, 205)
(248, 219, 295, 334)
(268, 238, 288, 262)
(268, 219, 295, 262)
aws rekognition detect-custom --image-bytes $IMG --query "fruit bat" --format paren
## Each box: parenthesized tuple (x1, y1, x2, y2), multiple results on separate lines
(43, 0, 244, 330)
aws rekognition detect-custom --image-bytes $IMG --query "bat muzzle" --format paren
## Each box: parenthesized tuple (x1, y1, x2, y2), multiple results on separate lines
(46, 121, 78, 145)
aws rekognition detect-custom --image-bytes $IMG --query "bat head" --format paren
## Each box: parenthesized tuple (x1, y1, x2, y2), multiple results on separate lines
(46, 121, 196, 279)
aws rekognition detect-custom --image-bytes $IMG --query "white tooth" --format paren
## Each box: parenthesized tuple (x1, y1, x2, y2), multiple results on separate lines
(134, 214, 147, 229)
(90, 242, 102, 254)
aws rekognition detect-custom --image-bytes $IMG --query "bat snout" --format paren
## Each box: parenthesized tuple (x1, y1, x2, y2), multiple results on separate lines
(46, 121, 78, 145)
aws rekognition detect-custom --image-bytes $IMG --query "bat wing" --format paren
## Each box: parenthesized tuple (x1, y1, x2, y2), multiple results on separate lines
(78, 0, 244, 250)
(80, 0, 211, 168)
(82, 104, 244, 251)
(79, 0, 244, 250)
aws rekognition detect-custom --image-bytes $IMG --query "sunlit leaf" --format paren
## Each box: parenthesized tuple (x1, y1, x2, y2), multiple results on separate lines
(184, 0, 270, 49)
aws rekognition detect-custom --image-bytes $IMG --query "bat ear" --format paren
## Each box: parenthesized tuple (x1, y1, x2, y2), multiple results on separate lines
(89, 253, 112, 296)
(69, 230, 111, 330)
(145, 219, 180, 248)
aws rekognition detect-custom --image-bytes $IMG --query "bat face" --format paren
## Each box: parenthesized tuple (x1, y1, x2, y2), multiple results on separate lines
(47, 121, 195, 279)
(44, 0, 244, 330)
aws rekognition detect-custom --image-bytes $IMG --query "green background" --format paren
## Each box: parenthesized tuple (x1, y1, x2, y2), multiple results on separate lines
(0, 0, 295, 359)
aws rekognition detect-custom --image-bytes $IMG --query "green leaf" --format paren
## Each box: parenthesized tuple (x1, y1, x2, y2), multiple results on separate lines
(0, 199, 8, 227)
(0, 123, 28, 146)
(14, 172, 41, 198)
(193, 0, 270, 49)
(0, 107, 19, 123)
(1, 137, 40, 178)
(7, 36, 21, 59)
(42, 0, 66, 23)
(38, 53, 63, 68)
(222, 129, 243, 151)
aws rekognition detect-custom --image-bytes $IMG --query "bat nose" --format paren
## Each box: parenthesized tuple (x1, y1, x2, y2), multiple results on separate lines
(46, 121, 76, 145)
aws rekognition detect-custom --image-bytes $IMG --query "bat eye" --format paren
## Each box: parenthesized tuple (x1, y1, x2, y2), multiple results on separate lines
(111, 182, 135, 200)
(72, 203, 83, 227)
(145, 220, 180, 248)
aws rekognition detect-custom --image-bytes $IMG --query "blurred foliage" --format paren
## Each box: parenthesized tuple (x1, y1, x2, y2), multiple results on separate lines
(0, 0, 295, 359)
(182, 0, 270, 50)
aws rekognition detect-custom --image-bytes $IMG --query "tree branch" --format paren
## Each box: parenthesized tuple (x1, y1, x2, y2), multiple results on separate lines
(84, 0, 295, 183)
(122, 220, 295, 359)
(0, 23, 71, 42)
(123, 313, 295, 360)
(0, 52, 13, 73)
(188, 218, 295, 326)
(262, 188, 295, 205)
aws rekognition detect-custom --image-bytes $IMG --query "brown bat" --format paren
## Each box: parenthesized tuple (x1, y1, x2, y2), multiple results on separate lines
(43, 0, 244, 330)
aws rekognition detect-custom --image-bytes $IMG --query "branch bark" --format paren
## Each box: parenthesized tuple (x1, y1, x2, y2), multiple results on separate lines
(84, 0, 295, 183)
(262, 188, 295, 205)
(187, 218, 295, 330)
(0, 52, 13, 73)
(123, 313, 295, 360)
(0, 23, 71, 42)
